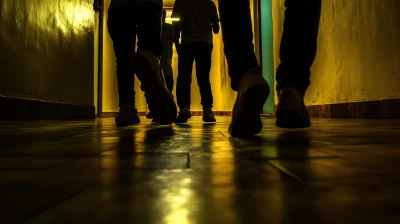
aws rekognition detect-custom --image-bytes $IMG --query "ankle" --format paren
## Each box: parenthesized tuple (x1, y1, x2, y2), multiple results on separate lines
(120, 103, 136, 110)
(240, 68, 261, 81)
(237, 68, 265, 92)
(180, 107, 190, 112)
(278, 87, 305, 96)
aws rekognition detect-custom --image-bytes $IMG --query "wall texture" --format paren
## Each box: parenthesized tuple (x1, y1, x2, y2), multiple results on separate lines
(272, 0, 400, 106)
(0, 0, 95, 106)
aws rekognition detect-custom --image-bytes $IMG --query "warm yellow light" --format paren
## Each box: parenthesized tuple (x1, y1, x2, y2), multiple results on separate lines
(166, 18, 180, 21)
(56, 2, 93, 34)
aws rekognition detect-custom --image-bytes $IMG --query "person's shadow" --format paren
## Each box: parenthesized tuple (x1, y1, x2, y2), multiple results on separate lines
(143, 126, 176, 146)
(227, 131, 312, 223)
(114, 125, 176, 178)
(105, 126, 176, 222)
(275, 131, 311, 159)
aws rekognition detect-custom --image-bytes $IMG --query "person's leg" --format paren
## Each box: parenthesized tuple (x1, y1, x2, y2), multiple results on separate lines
(194, 42, 216, 122)
(135, 3, 163, 58)
(275, 0, 321, 128)
(107, 7, 140, 126)
(133, 2, 177, 125)
(195, 42, 214, 110)
(160, 61, 174, 94)
(218, 0, 270, 136)
(108, 7, 137, 108)
(146, 64, 174, 120)
(164, 74, 174, 93)
(276, 0, 321, 95)
(176, 45, 195, 110)
(175, 45, 195, 123)
(142, 83, 153, 119)
(218, 0, 260, 91)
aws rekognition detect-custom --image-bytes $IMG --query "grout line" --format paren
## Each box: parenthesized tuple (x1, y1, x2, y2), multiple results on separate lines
(267, 161, 304, 182)
(20, 186, 88, 223)
(187, 153, 191, 169)
(0, 152, 190, 158)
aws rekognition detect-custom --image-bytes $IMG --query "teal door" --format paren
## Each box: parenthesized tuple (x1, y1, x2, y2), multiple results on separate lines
(260, 0, 275, 115)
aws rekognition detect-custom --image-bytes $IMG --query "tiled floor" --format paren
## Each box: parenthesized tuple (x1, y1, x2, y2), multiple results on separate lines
(1, 117, 400, 223)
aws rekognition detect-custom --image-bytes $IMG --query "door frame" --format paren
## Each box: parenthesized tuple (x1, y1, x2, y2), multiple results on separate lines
(258, 0, 275, 115)
(96, 0, 104, 116)
(95, 0, 274, 116)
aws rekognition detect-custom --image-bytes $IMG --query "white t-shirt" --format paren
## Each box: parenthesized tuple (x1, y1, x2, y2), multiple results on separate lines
(109, 0, 163, 10)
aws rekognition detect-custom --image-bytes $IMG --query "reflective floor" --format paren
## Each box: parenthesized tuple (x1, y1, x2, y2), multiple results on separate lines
(1, 117, 400, 223)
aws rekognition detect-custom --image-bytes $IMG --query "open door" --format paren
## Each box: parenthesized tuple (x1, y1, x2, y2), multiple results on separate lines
(259, 0, 275, 115)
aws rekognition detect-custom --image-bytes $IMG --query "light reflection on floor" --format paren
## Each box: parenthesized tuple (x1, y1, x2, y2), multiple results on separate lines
(1, 117, 400, 223)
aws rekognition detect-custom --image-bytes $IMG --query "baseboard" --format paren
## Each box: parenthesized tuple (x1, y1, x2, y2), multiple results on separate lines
(306, 98, 400, 119)
(0, 96, 95, 120)
(98, 111, 234, 118)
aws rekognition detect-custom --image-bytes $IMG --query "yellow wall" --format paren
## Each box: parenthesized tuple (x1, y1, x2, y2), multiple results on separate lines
(102, 0, 120, 112)
(272, 0, 400, 106)
(102, 0, 257, 112)
(0, 0, 95, 106)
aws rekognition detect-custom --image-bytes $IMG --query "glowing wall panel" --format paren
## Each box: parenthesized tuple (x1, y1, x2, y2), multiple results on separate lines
(0, 0, 95, 106)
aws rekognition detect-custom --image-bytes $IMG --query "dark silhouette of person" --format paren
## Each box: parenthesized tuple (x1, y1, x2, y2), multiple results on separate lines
(94, 0, 322, 136)
(160, 9, 175, 94)
(146, 9, 176, 120)
(217, 0, 321, 136)
(172, 0, 220, 124)
(94, 0, 177, 126)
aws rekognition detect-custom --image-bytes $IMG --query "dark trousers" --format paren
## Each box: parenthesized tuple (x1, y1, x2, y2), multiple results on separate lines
(144, 67, 174, 109)
(107, 3, 163, 107)
(177, 42, 214, 109)
(218, 0, 321, 94)
(161, 60, 174, 93)
(164, 75, 174, 93)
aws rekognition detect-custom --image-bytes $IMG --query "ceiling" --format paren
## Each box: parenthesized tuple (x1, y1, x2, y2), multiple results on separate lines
(163, 0, 218, 8)
(163, 0, 175, 8)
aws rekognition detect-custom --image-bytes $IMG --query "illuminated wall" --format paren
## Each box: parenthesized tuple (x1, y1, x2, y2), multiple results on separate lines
(272, 0, 400, 105)
(0, 0, 95, 106)
(102, 0, 258, 112)
(102, 0, 123, 112)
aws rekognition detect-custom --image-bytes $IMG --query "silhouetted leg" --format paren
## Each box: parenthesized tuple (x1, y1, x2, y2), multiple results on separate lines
(218, 0, 259, 91)
(134, 3, 177, 125)
(176, 44, 195, 110)
(107, 8, 137, 107)
(195, 42, 214, 109)
(136, 3, 163, 58)
(165, 75, 174, 93)
(218, 0, 270, 136)
(276, 0, 321, 95)
(275, 0, 321, 128)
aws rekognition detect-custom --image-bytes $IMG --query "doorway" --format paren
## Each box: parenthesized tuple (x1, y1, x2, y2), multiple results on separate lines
(259, 0, 275, 115)
(95, 0, 275, 116)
